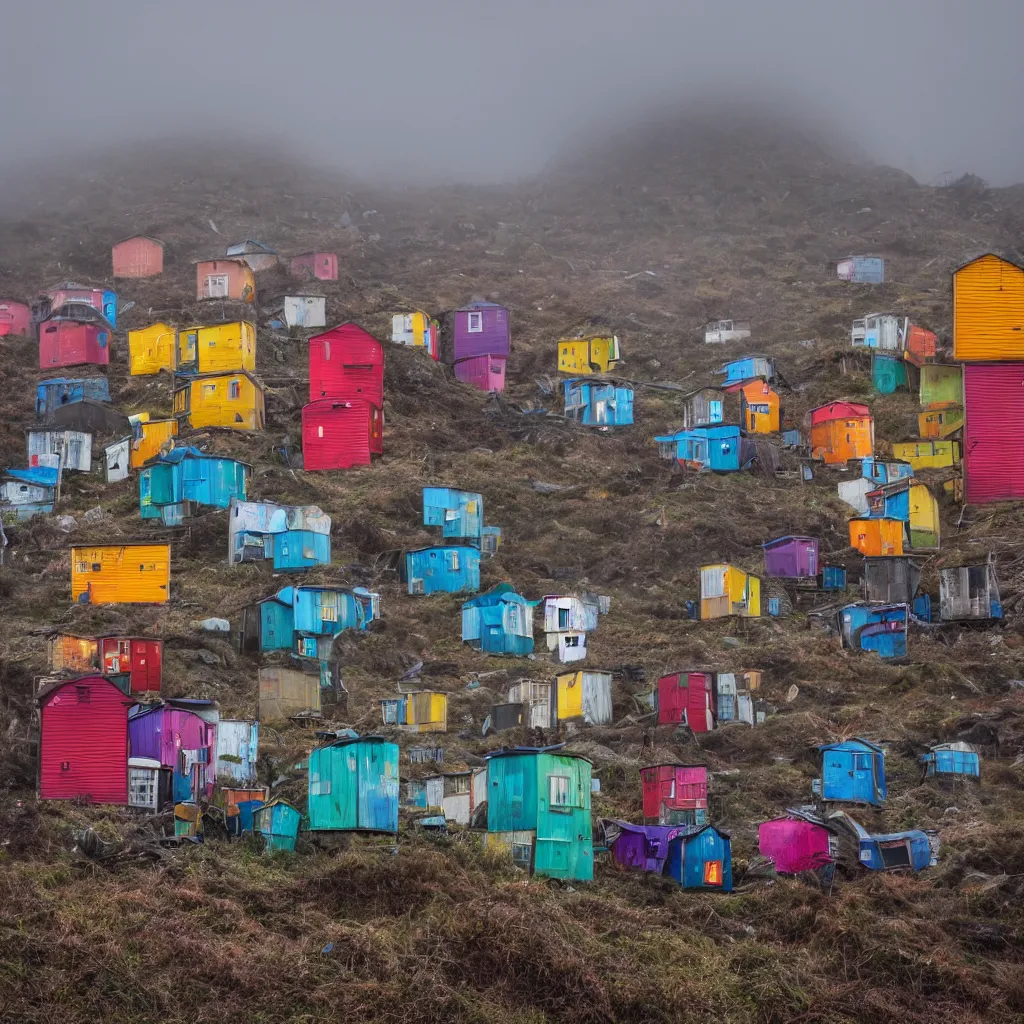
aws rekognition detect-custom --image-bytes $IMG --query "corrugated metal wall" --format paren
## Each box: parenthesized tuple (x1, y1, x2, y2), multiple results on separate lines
(964, 363, 1024, 503)
(954, 255, 1024, 360)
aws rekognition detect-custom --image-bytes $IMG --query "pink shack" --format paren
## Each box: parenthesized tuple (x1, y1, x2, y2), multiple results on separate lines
(0, 300, 31, 337)
(758, 813, 836, 874)
(291, 252, 338, 281)
(112, 235, 164, 278)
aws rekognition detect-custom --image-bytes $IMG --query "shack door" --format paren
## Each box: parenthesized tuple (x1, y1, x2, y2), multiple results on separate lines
(851, 752, 876, 803)
(133, 640, 161, 691)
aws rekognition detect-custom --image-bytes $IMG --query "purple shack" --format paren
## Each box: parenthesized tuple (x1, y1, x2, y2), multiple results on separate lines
(762, 535, 819, 579)
(605, 820, 686, 874)
(453, 301, 509, 393)
(128, 699, 218, 802)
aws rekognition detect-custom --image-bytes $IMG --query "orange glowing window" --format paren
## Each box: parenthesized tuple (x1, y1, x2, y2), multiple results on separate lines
(704, 860, 723, 886)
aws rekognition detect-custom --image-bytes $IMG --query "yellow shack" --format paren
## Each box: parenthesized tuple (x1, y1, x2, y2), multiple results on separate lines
(953, 254, 1024, 361)
(177, 321, 256, 375)
(917, 406, 963, 440)
(700, 564, 761, 620)
(848, 518, 904, 557)
(71, 544, 170, 604)
(128, 322, 177, 376)
(173, 371, 265, 431)
(891, 440, 961, 470)
(558, 336, 621, 375)
(131, 418, 179, 469)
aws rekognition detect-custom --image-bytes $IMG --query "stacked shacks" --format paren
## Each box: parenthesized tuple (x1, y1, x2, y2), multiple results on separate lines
(302, 322, 384, 469)
(453, 301, 509, 392)
(405, 487, 502, 595)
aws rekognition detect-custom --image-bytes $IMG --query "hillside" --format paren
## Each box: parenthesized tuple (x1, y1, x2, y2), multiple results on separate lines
(2, 114, 1024, 1023)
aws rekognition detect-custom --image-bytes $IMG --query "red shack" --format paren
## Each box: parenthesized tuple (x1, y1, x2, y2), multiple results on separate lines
(0, 300, 31, 337)
(39, 320, 111, 369)
(112, 235, 164, 278)
(308, 322, 384, 403)
(38, 675, 130, 804)
(656, 671, 714, 732)
(641, 763, 708, 824)
(100, 637, 162, 694)
(291, 252, 338, 281)
(302, 397, 383, 470)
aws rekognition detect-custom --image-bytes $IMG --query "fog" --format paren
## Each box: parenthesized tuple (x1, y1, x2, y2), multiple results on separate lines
(3, 0, 1024, 185)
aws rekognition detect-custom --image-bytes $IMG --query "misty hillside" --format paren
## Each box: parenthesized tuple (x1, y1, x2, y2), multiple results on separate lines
(2, 114, 1024, 1024)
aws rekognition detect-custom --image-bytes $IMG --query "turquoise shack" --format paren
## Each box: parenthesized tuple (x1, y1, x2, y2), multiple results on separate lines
(307, 734, 400, 833)
(139, 446, 250, 526)
(253, 798, 302, 852)
(484, 744, 594, 881)
(664, 824, 733, 891)
(462, 583, 534, 655)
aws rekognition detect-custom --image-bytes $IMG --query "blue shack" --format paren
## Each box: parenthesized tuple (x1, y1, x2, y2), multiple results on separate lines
(861, 458, 914, 485)
(921, 742, 980, 779)
(858, 828, 935, 872)
(405, 546, 480, 595)
(839, 602, 908, 659)
(240, 585, 381, 654)
(35, 377, 111, 419)
(462, 583, 534, 655)
(664, 825, 733, 891)
(253, 798, 302, 852)
(654, 426, 755, 473)
(814, 739, 886, 806)
(227, 498, 331, 571)
(140, 447, 250, 526)
(307, 734, 400, 833)
(0, 466, 58, 519)
(563, 377, 634, 427)
(716, 356, 775, 387)
(872, 354, 909, 394)
(422, 487, 483, 541)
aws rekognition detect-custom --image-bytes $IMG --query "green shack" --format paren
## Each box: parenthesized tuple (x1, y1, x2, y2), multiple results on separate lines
(484, 744, 594, 881)
(919, 364, 963, 408)
(307, 733, 400, 833)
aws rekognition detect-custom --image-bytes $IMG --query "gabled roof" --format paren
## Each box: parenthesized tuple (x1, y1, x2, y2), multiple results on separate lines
(315, 732, 390, 750)
(667, 823, 731, 842)
(818, 737, 884, 754)
(5, 466, 59, 487)
(762, 535, 816, 549)
(641, 762, 707, 771)
(953, 252, 1024, 274)
(37, 674, 125, 706)
(484, 743, 593, 765)
(150, 446, 252, 470)
(173, 369, 263, 390)
(226, 240, 277, 255)
(115, 234, 164, 247)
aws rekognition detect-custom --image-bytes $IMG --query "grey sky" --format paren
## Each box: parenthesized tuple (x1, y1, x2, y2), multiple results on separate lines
(3, 0, 1023, 184)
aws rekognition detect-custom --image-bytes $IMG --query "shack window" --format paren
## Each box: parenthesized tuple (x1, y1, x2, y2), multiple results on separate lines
(549, 775, 571, 807)
(853, 753, 872, 771)
(564, 635, 579, 648)
(558, 607, 570, 629)
(202, 384, 217, 396)
(75, 686, 90, 703)
(91, 563, 102, 572)
(229, 380, 240, 400)
(318, 425, 324, 438)
(205, 274, 229, 298)
(451, 775, 470, 794)
(704, 859, 723, 885)
(447, 550, 460, 571)
(323, 341, 330, 359)
(467, 312, 483, 333)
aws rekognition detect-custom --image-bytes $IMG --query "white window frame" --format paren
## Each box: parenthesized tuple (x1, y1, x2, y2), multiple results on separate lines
(205, 274, 229, 298)
(467, 311, 483, 333)
(549, 775, 571, 807)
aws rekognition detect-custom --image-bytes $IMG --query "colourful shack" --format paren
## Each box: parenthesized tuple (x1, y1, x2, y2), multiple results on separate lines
(128, 322, 177, 375)
(139, 447, 250, 526)
(35, 377, 110, 419)
(563, 377, 634, 427)
(606, 821, 683, 875)
(917, 406, 963, 439)
(380, 691, 448, 733)
(462, 584, 534, 656)
(173, 372, 265, 431)
(848, 517, 905, 557)
(808, 402, 874, 464)
(699, 564, 761, 619)
(112, 235, 164, 278)
(866, 480, 939, 549)
(952, 254, 1024, 361)
(39, 319, 111, 369)
(0, 300, 31, 336)
(814, 739, 887, 805)
(839, 602, 908, 658)
(128, 700, 217, 803)
(891, 440, 960, 471)
(717, 355, 775, 387)
(254, 799, 302, 852)
(195, 258, 255, 302)
(405, 546, 481, 595)
(290, 252, 339, 281)
(641, 763, 708, 826)
(758, 812, 836, 875)
(656, 672, 714, 732)
(307, 734, 400, 833)
(391, 311, 439, 359)
(830, 255, 885, 283)
(919, 364, 963, 409)
(963, 362, 1024, 503)
(921, 742, 980, 779)
(872, 353, 909, 394)
(71, 543, 170, 604)
(308, 323, 384, 404)
(664, 825, 733, 891)
(176, 321, 257, 375)
(422, 486, 484, 541)
(130, 417, 179, 469)
(38, 676, 131, 805)
(301, 397, 383, 469)
(48, 634, 162, 695)
(655, 426, 754, 473)
(762, 536, 818, 579)
(227, 498, 331, 570)
(939, 562, 1001, 621)
(485, 745, 593, 881)
(557, 335, 621, 375)
(740, 379, 781, 434)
